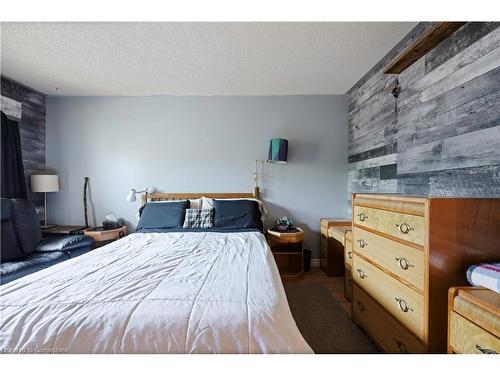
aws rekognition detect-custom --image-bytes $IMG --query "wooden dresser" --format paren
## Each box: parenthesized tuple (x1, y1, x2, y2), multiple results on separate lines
(344, 230, 353, 300)
(320, 218, 351, 276)
(351, 194, 500, 353)
(448, 287, 499, 354)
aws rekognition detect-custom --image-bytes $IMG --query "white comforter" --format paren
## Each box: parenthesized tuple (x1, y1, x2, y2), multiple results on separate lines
(0, 232, 312, 354)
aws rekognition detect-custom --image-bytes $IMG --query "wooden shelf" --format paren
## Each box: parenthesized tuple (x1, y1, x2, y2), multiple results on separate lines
(384, 22, 466, 74)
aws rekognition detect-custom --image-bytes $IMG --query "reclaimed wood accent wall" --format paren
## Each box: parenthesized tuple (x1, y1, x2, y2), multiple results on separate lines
(347, 22, 500, 209)
(1, 75, 46, 218)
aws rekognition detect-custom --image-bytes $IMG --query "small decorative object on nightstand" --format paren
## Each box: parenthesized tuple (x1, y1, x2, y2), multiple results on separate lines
(275, 215, 293, 232)
(267, 227, 304, 283)
(83, 226, 127, 248)
(448, 287, 499, 354)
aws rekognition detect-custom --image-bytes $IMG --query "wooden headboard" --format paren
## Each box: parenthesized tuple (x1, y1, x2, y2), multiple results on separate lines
(142, 188, 260, 205)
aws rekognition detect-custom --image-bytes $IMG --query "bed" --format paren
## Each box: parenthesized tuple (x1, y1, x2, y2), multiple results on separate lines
(0, 192, 312, 354)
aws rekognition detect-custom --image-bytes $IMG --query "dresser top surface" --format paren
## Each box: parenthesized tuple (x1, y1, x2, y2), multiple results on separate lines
(321, 218, 351, 223)
(457, 288, 500, 315)
(354, 193, 500, 201)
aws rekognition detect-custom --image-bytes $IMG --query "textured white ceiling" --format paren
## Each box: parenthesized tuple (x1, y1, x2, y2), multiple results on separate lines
(0, 22, 416, 96)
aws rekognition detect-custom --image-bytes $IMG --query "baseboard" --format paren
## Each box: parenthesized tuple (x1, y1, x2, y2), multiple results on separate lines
(311, 258, 320, 267)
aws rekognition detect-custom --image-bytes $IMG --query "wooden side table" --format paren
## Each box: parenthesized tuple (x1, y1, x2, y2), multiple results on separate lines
(267, 228, 305, 283)
(42, 225, 87, 236)
(83, 226, 127, 248)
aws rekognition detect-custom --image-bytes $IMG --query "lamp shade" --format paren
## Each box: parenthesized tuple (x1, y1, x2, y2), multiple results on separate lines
(30, 174, 59, 193)
(126, 189, 137, 202)
(267, 138, 288, 163)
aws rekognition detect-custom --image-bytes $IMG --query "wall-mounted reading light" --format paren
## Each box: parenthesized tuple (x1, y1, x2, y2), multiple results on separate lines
(126, 187, 148, 202)
(253, 138, 289, 197)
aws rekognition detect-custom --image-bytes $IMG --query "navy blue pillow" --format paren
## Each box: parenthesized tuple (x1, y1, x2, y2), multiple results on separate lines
(137, 200, 189, 229)
(213, 199, 263, 230)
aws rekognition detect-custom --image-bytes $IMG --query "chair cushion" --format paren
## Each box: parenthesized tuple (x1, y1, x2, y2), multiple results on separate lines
(36, 235, 95, 252)
(0, 251, 69, 285)
(0, 199, 24, 262)
(10, 199, 42, 256)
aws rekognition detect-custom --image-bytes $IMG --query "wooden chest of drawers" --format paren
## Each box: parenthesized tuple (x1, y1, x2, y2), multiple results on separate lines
(351, 194, 500, 353)
(344, 230, 353, 300)
(320, 218, 351, 276)
(448, 287, 500, 354)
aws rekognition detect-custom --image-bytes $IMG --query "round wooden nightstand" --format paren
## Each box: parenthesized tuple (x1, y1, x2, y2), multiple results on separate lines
(267, 228, 305, 282)
(83, 226, 127, 248)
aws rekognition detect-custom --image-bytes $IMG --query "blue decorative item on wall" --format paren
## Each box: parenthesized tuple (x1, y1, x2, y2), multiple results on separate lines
(267, 138, 288, 163)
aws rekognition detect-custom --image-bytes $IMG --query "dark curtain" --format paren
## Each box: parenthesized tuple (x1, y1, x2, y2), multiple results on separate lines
(1, 111, 27, 199)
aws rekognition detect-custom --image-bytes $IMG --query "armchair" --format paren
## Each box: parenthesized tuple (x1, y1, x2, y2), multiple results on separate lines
(1, 198, 94, 284)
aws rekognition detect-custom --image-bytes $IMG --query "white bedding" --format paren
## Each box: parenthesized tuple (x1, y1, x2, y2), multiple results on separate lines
(0, 231, 312, 354)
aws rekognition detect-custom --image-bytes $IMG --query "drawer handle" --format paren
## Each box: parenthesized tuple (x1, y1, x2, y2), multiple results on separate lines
(356, 268, 367, 279)
(395, 257, 414, 270)
(357, 301, 366, 312)
(395, 297, 413, 313)
(476, 345, 497, 354)
(396, 223, 414, 234)
(348, 251, 353, 259)
(357, 213, 368, 222)
(357, 239, 367, 248)
(395, 339, 408, 354)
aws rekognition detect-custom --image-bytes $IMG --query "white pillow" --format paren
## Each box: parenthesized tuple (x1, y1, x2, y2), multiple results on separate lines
(189, 198, 202, 209)
(201, 197, 268, 220)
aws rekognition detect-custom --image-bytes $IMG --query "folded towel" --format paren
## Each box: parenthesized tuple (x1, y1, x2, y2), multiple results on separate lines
(466, 263, 500, 293)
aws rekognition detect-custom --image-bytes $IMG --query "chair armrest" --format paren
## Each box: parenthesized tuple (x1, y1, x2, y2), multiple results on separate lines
(35, 235, 95, 253)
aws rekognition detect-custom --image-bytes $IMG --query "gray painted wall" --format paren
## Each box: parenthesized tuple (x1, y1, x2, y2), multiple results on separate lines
(46, 95, 348, 258)
(347, 22, 500, 208)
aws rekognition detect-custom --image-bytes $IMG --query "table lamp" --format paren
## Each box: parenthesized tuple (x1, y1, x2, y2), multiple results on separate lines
(30, 174, 59, 228)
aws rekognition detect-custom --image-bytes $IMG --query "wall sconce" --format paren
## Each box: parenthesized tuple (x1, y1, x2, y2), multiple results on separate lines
(267, 138, 288, 163)
(126, 187, 148, 202)
(253, 138, 289, 197)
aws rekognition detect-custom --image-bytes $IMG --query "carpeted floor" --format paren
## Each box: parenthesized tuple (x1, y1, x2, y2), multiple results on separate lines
(284, 283, 380, 354)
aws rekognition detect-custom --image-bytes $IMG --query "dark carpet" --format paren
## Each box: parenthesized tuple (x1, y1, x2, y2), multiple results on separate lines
(284, 283, 380, 354)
